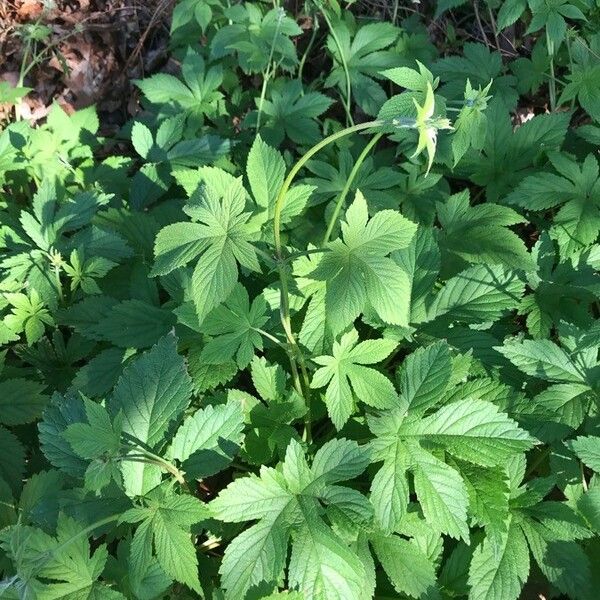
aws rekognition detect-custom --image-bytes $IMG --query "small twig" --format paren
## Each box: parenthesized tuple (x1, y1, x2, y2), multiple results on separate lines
(122, 0, 174, 75)
(473, 1, 491, 49)
(487, 5, 501, 54)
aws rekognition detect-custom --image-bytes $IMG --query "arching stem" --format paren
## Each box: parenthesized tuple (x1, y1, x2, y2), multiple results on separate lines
(272, 119, 382, 443)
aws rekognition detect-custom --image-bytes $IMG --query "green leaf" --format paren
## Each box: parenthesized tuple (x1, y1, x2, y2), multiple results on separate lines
(521, 519, 593, 600)
(578, 486, 600, 532)
(309, 438, 370, 491)
(288, 517, 367, 600)
(0, 426, 26, 494)
(311, 329, 399, 429)
(39, 393, 88, 478)
(468, 519, 530, 600)
(247, 135, 285, 216)
(152, 509, 202, 594)
(200, 284, 269, 368)
(88, 299, 176, 349)
(496, 0, 527, 30)
(429, 264, 525, 323)
(495, 338, 587, 383)
(369, 446, 409, 534)
(0, 379, 47, 425)
(212, 439, 368, 599)
(0, 514, 122, 599)
(123, 493, 208, 595)
(107, 335, 193, 495)
(438, 191, 534, 270)
(219, 517, 289, 599)
(152, 177, 260, 323)
(398, 399, 536, 467)
(568, 436, 600, 472)
(63, 397, 121, 460)
(504, 154, 600, 258)
(461, 463, 511, 534)
(325, 21, 401, 116)
(251, 80, 333, 146)
(211, 467, 292, 523)
(411, 446, 470, 542)
(371, 532, 440, 599)
(131, 122, 154, 159)
(170, 400, 245, 479)
(397, 341, 452, 414)
(311, 190, 417, 333)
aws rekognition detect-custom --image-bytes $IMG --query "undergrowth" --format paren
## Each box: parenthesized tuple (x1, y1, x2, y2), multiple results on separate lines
(1, 1, 600, 599)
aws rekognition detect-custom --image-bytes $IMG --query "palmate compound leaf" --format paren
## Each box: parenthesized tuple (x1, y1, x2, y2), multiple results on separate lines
(367, 399, 534, 538)
(368, 410, 467, 541)
(107, 334, 193, 496)
(151, 174, 260, 324)
(310, 190, 417, 335)
(199, 284, 269, 369)
(0, 514, 124, 599)
(310, 328, 399, 429)
(210, 438, 370, 600)
(325, 21, 401, 116)
(520, 518, 594, 600)
(120, 491, 210, 595)
(437, 190, 534, 271)
(503, 153, 600, 258)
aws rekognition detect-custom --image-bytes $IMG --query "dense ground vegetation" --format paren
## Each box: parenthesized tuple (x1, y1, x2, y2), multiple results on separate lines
(1, 0, 600, 598)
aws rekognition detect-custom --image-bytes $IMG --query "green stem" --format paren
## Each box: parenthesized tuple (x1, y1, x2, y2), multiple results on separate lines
(581, 461, 588, 492)
(547, 31, 556, 112)
(254, 327, 305, 395)
(54, 264, 64, 303)
(273, 120, 381, 256)
(256, 63, 272, 133)
(256, 10, 284, 133)
(273, 119, 381, 444)
(566, 32, 576, 111)
(254, 327, 287, 348)
(322, 131, 383, 245)
(121, 436, 186, 484)
(320, 9, 354, 126)
(298, 15, 319, 85)
(33, 513, 120, 571)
